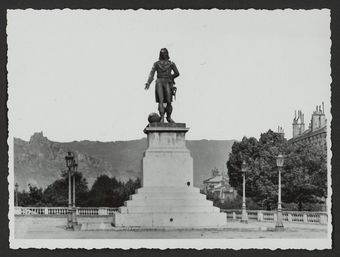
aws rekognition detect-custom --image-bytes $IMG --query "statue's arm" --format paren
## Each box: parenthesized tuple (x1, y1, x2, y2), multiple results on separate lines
(145, 63, 156, 89)
(171, 62, 180, 80)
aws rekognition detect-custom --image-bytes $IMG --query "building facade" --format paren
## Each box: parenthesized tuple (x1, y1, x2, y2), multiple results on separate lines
(289, 103, 327, 151)
(203, 168, 237, 202)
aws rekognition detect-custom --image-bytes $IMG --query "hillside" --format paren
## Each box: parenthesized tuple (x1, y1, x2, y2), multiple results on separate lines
(14, 132, 235, 190)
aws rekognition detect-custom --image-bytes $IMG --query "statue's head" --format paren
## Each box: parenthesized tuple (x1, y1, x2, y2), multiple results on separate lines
(159, 48, 169, 60)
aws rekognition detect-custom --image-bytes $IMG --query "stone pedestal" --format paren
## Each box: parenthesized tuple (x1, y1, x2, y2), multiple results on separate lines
(113, 123, 227, 228)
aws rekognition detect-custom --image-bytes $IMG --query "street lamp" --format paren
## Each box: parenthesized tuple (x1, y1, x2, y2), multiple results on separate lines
(241, 160, 248, 223)
(275, 154, 284, 231)
(65, 151, 74, 230)
(15, 183, 19, 206)
(72, 160, 78, 226)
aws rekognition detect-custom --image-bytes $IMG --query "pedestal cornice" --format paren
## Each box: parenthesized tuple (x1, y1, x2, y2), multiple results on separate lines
(144, 123, 189, 134)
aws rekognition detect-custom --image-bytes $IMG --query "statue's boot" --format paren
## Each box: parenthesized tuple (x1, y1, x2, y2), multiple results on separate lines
(160, 115, 165, 123)
(159, 103, 165, 123)
(166, 104, 175, 123)
(166, 116, 175, 123)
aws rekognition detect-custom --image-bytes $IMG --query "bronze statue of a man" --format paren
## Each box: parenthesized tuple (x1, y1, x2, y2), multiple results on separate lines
(145, 48, 180, 123)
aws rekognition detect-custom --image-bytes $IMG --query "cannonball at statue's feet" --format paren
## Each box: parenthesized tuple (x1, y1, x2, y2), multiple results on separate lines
(166, 117, 175, 123)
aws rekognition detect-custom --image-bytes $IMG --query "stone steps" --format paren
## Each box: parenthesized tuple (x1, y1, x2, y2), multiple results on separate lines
(130, 192, 207, 200)
(114, 212, 227, 227)
(119, 205, 220, 214)
(124, 198, 213, 207)
(116, 185, 226, 227)
(136, 186, 200, 194)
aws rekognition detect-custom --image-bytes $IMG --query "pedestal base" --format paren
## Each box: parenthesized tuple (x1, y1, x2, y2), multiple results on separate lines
(114, 212, 226, 228)
(113, 123, 227, 228)
(113, 186, 226, 227)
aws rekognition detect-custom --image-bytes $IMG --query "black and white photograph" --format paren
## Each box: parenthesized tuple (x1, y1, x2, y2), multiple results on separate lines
(7, 9, 332, 249)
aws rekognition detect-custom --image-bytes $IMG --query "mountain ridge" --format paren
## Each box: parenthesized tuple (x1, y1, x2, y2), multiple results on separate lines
(14, 132, 235, 190)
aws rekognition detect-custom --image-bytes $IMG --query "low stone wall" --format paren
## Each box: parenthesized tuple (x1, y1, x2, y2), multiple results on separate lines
(221, 209, 328, 225)
(14, 206, 119, 216)
(14, 207, 328, 225)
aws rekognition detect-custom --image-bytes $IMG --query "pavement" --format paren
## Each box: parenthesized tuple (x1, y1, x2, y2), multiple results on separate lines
(14, 215, 328, 239)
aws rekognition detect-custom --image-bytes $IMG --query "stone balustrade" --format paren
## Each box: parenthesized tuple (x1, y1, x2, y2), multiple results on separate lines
(221, 209, 328, 225)
(14, 206, 328, 225)
(14, 206, 119, 216)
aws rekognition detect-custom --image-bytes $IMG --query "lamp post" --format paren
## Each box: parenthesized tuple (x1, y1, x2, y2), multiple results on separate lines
(15, 183, 19, 206)
(65, 151, 74, 230)
(275, 154, 284, 231)
(241, 160, 248, 223)
(72, 161, 78, 225)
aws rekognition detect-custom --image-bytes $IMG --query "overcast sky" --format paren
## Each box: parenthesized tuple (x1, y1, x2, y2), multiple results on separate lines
(7, 9, 331, 142)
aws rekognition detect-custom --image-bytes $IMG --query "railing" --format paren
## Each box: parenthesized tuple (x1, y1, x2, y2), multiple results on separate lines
(14, 207, 328, 225)
(15, 207, 119, 216)
(220, 209, 328, 225)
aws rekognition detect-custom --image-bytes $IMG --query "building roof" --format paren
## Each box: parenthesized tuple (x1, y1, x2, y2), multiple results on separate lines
(211, 182, 235, 192)
(213, 183, 223, 189)
(203, 175, 223, 183)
